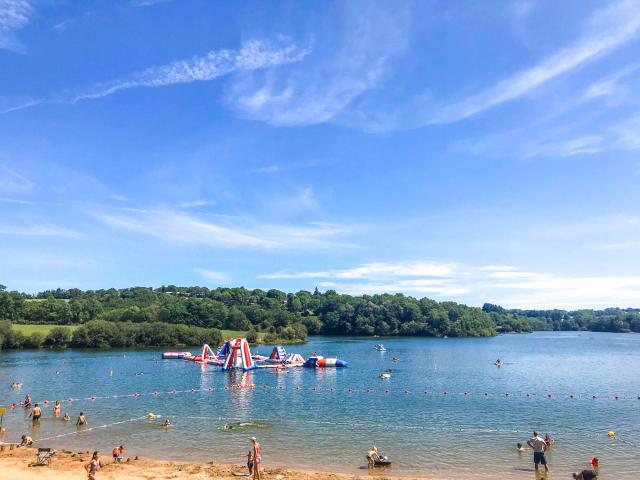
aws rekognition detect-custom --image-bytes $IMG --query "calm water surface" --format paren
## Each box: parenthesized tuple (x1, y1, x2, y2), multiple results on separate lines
(1, 332, 639, 479)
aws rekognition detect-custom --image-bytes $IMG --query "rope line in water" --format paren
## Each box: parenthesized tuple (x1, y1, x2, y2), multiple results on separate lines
(33, 415, 148, 443)
(9, 383, 640, 408)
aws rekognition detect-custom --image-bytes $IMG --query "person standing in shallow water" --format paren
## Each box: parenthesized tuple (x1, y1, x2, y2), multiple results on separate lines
(527, 431, 549, 473)
(251, 437, 262, 480)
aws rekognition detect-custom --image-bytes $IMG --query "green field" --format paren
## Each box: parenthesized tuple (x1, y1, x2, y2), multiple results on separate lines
(9, 325, 301, 344)
(12, 324, 79, 335)
(219, 329, 250, 339)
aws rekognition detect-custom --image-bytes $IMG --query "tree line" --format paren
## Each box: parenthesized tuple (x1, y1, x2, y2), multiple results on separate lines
(0, 320, 224, 350)
(0, 284, 639, 351)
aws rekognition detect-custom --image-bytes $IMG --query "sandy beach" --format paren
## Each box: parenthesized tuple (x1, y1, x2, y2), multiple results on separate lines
(0, 445, 453, 480)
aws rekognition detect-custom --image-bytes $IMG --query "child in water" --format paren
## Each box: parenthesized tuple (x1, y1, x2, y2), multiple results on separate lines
(63, 412, 70, 421)
(516, 443, 525, 453)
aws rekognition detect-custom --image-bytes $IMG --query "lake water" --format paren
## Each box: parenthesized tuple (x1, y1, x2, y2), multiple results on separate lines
(1, 332, 639, 479)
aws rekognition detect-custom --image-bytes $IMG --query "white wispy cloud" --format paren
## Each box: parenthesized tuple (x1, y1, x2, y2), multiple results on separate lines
(178, 199, 217, 209)
(2, 39, 311, 114)
(0, 224, 80, 237)
(193, 268, 229, 284)
(0, 196, 33, 204)
(260, 261, 457, 280)
(522, 114, 640, 157)
(583, 62, 640, 99)
(0, 0, 32, 52)
(227, 2, 410, 126)
(260, 260, 640, 309)
(426, 0, 640, 124)
(71, 39, 311, 103)
(0, 165, 34, 193)
(94, 209, 356, 250)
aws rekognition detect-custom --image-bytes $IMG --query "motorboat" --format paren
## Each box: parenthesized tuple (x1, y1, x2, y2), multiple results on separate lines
(373, 344, 386, 351)
(379, 372, 391, 379)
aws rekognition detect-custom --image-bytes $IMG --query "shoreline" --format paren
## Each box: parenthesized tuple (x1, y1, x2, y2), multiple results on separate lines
(0, 445, 462, 480)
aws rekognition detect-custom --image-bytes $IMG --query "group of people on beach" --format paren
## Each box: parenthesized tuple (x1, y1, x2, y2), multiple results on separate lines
(521, 431, 599, 479)
(75, 437, 262, 480)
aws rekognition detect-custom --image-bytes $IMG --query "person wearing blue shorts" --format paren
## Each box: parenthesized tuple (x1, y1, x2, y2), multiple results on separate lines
(527, 431, 549, 473)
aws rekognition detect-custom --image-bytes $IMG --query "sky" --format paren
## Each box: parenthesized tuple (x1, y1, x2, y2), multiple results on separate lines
(1, 0, 640, 309)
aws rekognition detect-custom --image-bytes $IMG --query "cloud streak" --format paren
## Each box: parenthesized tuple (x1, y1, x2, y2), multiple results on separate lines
(94, 209, 356, 250)
(426, 0, 640, 124)
(227, 2, 410, 126)
(0, 166, 34, 193)
(193, 268, 229, 284)
(2, 39, 311, 113)
(0, 224, 80, 237)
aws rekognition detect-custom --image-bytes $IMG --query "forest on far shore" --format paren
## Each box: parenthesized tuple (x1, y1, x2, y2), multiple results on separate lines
(1, 284, 639, 350)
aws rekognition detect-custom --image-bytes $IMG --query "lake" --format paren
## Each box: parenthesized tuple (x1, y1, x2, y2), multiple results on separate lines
(1, 332, 639, 478)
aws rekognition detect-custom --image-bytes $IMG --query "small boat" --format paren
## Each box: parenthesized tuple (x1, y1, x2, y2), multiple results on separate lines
(373, 344, 386, 351)
(379, 372, 391, 380)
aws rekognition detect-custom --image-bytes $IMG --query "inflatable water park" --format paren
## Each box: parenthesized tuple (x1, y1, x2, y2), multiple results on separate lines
(162, 337, 347, 371)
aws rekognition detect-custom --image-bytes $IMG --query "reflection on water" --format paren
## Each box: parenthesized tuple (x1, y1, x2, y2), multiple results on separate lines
(1, 332, 639, 479)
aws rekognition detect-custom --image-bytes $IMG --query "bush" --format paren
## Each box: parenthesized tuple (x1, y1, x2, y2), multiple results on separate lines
(44, 327, 72, 347)
(245, 328, 259, 344)
(24, 332, 45, 348)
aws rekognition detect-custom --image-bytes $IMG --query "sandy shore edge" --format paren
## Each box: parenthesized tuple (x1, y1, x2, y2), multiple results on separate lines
(0, 445, 453, 480)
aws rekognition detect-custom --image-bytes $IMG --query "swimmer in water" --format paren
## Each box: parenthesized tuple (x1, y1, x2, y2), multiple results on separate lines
(516, 443, 525, 453)
(76, 412, 87, 426)
(573, 470, 598, 480)
(63, 412, 70, 421)
(163, 419, 171, 428)
(24, 394, 32, 408)
(53, 400, 61, 417)
(30, 403, 42, 423)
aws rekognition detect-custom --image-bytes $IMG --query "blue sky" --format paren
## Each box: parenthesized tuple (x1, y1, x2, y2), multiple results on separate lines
(2, 0, 640, 309)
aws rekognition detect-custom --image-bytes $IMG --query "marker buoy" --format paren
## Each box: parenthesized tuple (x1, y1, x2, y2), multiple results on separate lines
(608, 431, 615, 439)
